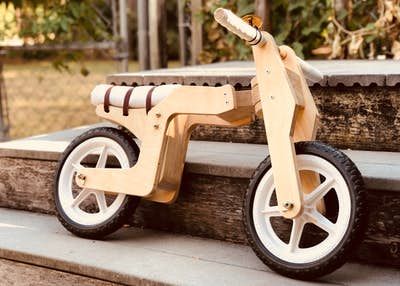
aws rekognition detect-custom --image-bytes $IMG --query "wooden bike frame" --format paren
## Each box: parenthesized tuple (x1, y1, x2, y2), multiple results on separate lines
(76, 31, 320, 219)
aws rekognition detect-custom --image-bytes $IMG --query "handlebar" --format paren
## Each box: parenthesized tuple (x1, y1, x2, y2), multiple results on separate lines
(213, 8, 323, 83)
(214, 8, 266, 47)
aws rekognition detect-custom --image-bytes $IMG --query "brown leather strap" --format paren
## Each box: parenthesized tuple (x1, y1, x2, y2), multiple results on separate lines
(122, 87, 135, 116)
(145, 86, 157, 114)
(103, 86, 114, 113)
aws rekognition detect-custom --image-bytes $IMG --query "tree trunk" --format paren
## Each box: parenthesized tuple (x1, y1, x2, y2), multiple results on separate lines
(255, 0, 271, 32)
(178, 0, 189, 66)
(137, 0, 150, 70)
(148, 0, 167, 69)
(191, 0, 203, 65)
(119, 0, 129, 72)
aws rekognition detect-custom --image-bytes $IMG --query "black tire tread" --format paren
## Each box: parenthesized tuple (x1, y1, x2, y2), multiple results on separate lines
(243, 141, 367, 280)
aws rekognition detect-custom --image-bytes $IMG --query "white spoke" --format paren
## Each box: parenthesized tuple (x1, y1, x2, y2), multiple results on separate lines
(307, 209, 335, 235)
(96, 146, 108, 168)
(71, 189, 91, 208)
(288, 218, 305, 252)
(58, 137, 129, 227)
(305, 178, 335, 205)
(250, 154, 352, 264)
(71, 163, 83, 172)
(261, 206, 281, 217)
(94, 191, 108, 213)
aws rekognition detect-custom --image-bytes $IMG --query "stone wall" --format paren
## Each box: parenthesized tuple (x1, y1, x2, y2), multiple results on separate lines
(192, 86, 400, 152)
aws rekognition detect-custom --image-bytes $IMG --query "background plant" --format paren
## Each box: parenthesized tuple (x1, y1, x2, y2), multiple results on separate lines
(325, 0, 400, 59)
(0, 1, 112, 73)
(1, 1, 111, 44)
(198, 0, 400, 62)
(2, 1, 400, 64)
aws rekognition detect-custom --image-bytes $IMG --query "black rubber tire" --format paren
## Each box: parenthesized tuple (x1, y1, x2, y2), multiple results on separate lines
(53, 127, 141, 239)
(243, 141, 367, 280)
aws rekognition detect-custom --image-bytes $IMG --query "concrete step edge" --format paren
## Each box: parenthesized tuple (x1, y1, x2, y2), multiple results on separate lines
(0, 208, 399, 286)
(0, 124, 400, 192)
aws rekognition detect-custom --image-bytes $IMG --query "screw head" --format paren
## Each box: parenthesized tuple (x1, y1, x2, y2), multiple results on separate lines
(77, 174, 86, 181)
(76, 173, 86, 185)
(282, 202, 294, 211)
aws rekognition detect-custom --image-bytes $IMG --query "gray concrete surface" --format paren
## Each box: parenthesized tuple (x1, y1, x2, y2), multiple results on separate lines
(0, 258, 123, 286)
(0, 124, 400, 191)
(0, 208, 399, 286)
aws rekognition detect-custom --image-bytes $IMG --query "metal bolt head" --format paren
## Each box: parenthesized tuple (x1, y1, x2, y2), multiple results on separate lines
(76, 173, 86, 185)
(77, 174, 86, 181)
(282, 202, 294, 211)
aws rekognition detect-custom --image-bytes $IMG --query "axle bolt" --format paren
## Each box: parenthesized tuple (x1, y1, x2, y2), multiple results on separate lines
(76, 174, 86, 185)
(282, 202, 294, 211)
(77, 174, 86, 181)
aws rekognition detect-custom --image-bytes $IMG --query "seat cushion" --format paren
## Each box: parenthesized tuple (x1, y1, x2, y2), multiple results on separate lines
(90, 84, 181, 109)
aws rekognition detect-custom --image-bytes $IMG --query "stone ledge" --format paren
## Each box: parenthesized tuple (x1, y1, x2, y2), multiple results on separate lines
(107, 60, 400, 87)
(1, 125, 400, 191)
(0, 208, 399, 286)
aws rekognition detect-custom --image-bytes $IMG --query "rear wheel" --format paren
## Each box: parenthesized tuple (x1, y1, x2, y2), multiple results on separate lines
(244, 141, 366, 280)
(54, 127, 140, 239)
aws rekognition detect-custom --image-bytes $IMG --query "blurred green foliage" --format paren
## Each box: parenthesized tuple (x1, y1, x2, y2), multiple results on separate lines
(198, 0, 400, 62)
(2, 0, 400, 66)
(1, 1, 111, 43)
(270, 0, 330, 59)
(0, 1, 112, 73)
(326, 0, 400, 60)
(198, 0, 331, 62)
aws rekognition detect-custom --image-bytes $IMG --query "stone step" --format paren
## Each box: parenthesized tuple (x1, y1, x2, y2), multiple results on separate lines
(0, 125, 399, 267)
(0, 258, 123, 286)
(109, 61, 400, 152)
(0, 208, 399, 286)
(189, 85, 400, 152)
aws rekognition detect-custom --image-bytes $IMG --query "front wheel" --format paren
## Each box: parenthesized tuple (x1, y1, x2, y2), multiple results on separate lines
(244, 141, 366, 280)
(54, 127, 141, 239)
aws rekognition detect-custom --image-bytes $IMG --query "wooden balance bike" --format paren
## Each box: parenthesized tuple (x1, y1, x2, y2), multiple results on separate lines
(54, 8, 366, 280)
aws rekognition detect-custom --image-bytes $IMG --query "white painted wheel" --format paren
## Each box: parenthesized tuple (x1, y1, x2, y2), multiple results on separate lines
(58, 137, 129, 226)
(252, 154, 351, 264)
(55, 128, 139, 239)
(244, 142, 366, 279)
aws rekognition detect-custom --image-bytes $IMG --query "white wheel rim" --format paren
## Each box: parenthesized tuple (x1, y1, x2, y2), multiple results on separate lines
(252, 154, 351, 264)
(58, 137, 130, 226)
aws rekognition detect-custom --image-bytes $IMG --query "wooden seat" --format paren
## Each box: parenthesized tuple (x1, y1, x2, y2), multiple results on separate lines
(91, 84, 182, 109)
